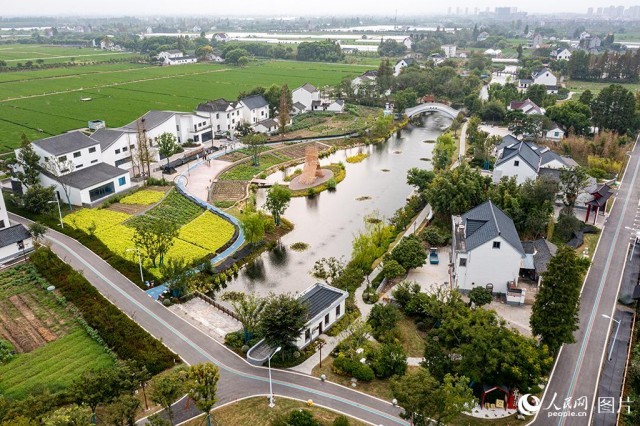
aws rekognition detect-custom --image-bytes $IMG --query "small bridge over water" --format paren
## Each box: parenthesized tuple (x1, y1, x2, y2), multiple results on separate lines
(405, 103, 460, 119)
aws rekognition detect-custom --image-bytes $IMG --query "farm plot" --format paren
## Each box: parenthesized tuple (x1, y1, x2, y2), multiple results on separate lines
(219, 153, 292, 181)
(0, 264, 114, 399)
(210, 180, 248, 204)
(62, 189, 236, 275)
(0, 60, 366, 152)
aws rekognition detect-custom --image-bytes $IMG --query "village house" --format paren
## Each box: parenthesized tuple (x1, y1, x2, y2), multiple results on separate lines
(551, 48, 572, 61)
(441, 44, 457, 58)
(493, 137, 577, 184)
(451, 201, 526, 298)
(508, 98, 544, 115)
(518, 68, 558, 94)
(402, 37, 413, 50)
(529, 33, 543, 48)
(254, 118, 279, 134)
(477, 31, 490, 42)
(393, 58, 417, 77)
(0, 191, 32, 265)
(544, 123, 566, 141)
(239, 94, 270, 125)
(14, 131, 132, 207)
(292, 83, 321, 112)
(351, 70, 377, 95)
(195, 98, 243, 133)
(520, 239, 558, 285)
(213, 32, 229, 42)
(119, 110, 212, 148)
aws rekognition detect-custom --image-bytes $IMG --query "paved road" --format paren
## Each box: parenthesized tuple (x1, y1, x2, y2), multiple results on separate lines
(530, 139, 640, 425)
(10, 213, 407, 426)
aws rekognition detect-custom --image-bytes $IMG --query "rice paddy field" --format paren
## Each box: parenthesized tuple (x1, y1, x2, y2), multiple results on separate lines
(0, 264, 114, 399)
(0, 43, 141, 65)
(0, 54, 370, 153)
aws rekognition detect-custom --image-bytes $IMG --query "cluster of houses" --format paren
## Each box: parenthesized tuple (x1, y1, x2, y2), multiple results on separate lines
(450, 133, 608, 304)
(11, 81, 345, 209)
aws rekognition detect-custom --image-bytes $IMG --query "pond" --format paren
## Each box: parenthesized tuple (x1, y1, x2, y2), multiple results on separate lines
(224, 113, 451, 296)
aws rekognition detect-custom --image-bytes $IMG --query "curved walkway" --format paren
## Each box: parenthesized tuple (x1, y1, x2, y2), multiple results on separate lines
(10, 212, 407, 426)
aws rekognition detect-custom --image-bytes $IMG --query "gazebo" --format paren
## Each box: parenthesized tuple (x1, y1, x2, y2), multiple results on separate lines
(480, 384, 516, 410)
(585, 183, 614, 224)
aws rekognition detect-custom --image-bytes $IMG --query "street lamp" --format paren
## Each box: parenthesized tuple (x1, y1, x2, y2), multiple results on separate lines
(602, 314, 622, 361)
(268, 346, 282, 408)
(48, 198, 63, 228)
(126, 248, 144, 286)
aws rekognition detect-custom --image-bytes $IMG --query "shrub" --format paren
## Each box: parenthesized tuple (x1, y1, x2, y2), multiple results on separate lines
(367, 304, 401, 340)
(326, 177, 337, 190)
(332, 356, 374, 382)
(307, 188, 316, 198)
(370, 343, 408, 379)
(554, 213, 583, 243)
(469, 286, 493, 307)
(333, 416, 350, 426)
(420, 227, 449, 247)
(30, 248, 179, 375)
(119, 190, 165, 205)
(391, 281, 421, 311)
(224, 331, 244, 349)
(0, 339, 15, 364)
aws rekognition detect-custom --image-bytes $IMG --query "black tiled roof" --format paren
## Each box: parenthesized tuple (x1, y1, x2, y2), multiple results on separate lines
(461, 201, 524, 254)
(120, 111, 175, 132)
(299, 283, 347, 320)
(240, 94, 268, 110)
(50, 163, 128, 190)
(0, 224, 30, 247)
(32, 131, 100, 156)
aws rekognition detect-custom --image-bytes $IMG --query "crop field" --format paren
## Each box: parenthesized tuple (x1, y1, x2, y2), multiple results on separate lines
(0, 60, 369, 153)
(0, 264, 114, 399)
(0, 43, 140, 64)
(63, 189, 236, 274)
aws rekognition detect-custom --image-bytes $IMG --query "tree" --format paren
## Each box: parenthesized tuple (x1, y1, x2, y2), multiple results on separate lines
(43, 405, 92, 426)
(559, 166, 589, 214)
(407, 168, 435, 192)
(12, 134, 41, 188)
(133, 219, 178, 267)
(370, 342, 407, 378)
(578, 89, 593, 106)
(525, 84, 548, 107)
(432, 133, 456, 171)
(264, 184, 291, 226)
(72, 367, 124, 424)
(149, 369, 186, 425)
(195, 44, 213, 60)
(427, 163, 490, 219)
(480, 101, 506, 122)
(278, 84, 290, 136)
(591, 84, 638, 134)
(545, 100, 591, 135)
(468, 286, 492, 307)
(389, 235, 427, 271)
(22, 184, 56, 215)
(341, 319, 372, 359)
(133, 118, 153, 180)
(391, 370, 475, 426)
(221, 292, 265, 343)
(376, 59, 393, 96)
(381, 259, 406, 280)
(377, 39, 406, 57)
(394, 89, 417, 113)
(272, 409, 320, 426)
(42, 157, 75, 210)
(102, 394, 141, 426)
(531, 246, 590, 355)
(310, 256, 346, 285)
(157, 132, 180, 168)
(186, 363, 220, 426)
(28, 222, 47, 245)
(244, 133, 267, 166)
(240, 212, 266, 246)
(224, 48, 250, 65)
(259, 294, 308, 357)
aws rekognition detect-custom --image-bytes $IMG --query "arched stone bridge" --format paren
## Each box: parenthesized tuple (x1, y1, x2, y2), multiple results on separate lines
(404, 102, 460, 119)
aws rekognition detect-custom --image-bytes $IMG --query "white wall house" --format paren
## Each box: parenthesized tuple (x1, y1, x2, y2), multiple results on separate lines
(441, 45, 457, 58)
(351, 70, 377, 95)
(544, 124, 565, 141)
(518, 68, 558, 94)
(296, 283, 348, 349)
(403, 37, 413, 50)
(508, 98, 544, 115)
(394, 58, 416, 77)
(195, 99, 243, 133)
(552, 48, 572, 61)
(119, 110, 211, 149)
(325, 99, 345, 113)
(91, 128, 137, 169)
(292, 83, 321, 112)
(164, 56, 197, 66)
(451, 201, 525, 295)
(254, 119, 279, 134)
(0, 191, 32, 264)
(213, 33, 229, 42)
(157, 50, 183, 60)
(239, 94, 270, 125)
(15, 131, 132, 207)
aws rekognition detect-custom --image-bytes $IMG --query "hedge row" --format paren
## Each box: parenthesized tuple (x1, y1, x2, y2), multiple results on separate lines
(30, 248, 180, 375)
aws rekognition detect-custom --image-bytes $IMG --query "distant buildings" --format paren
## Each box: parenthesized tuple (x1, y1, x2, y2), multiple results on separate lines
(518, 68, 558, 94)
(157, 50, 197, 66)
(441, 44, 457, 58)
(292, 83, 345, 113)
(394, 58, 417, 77)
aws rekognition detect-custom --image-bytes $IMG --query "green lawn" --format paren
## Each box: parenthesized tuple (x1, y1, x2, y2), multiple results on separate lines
(0, 264, 114, 399)
(220, 152, 292, 181)
(566, 80, 640, 97)
(0, 59, 368, 153)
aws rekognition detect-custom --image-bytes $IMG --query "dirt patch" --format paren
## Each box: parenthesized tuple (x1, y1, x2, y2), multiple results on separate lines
(107, 203, 148, 215)
(9, 295, 57, 343)
(0, 305, 46, 353)
(210, 180, 248, 203)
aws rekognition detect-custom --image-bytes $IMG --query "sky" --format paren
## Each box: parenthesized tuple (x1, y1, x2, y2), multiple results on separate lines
(2, 0, 639, 17)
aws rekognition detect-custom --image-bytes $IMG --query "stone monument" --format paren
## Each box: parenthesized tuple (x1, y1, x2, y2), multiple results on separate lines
(298, 145, 324, 185)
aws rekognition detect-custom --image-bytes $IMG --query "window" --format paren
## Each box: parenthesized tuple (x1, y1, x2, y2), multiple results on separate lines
(325, 313, 330, 326)
(514, 160, 520, 166)
(216, 113, 219, 119)
(76, 164, 83, 168)
(261, 111, 265, 116)
(89, 147, 96, 153)
(336, 305, 341, 317)
(493, 241, 501, 249)
(194, 135, 200, 142)
(73, 151, 81, 158)
(217, 125, 221, 131)
(44, 156, 49, 162)
(91, 159, 98, 164)
(305, 329, 311, 342)
(0, 220, 5, 229)
(59, 155, 67, 162)
(130, 144, 135, 150)
(122, 146, 128, 152)
(459, 258, 467, 267)
(176, 125, 180, 131)
(226, 113, 229, 118)
(554, 132, 559, 137)
(115, 149, 121, 154)
(118, 176, 126, 186)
